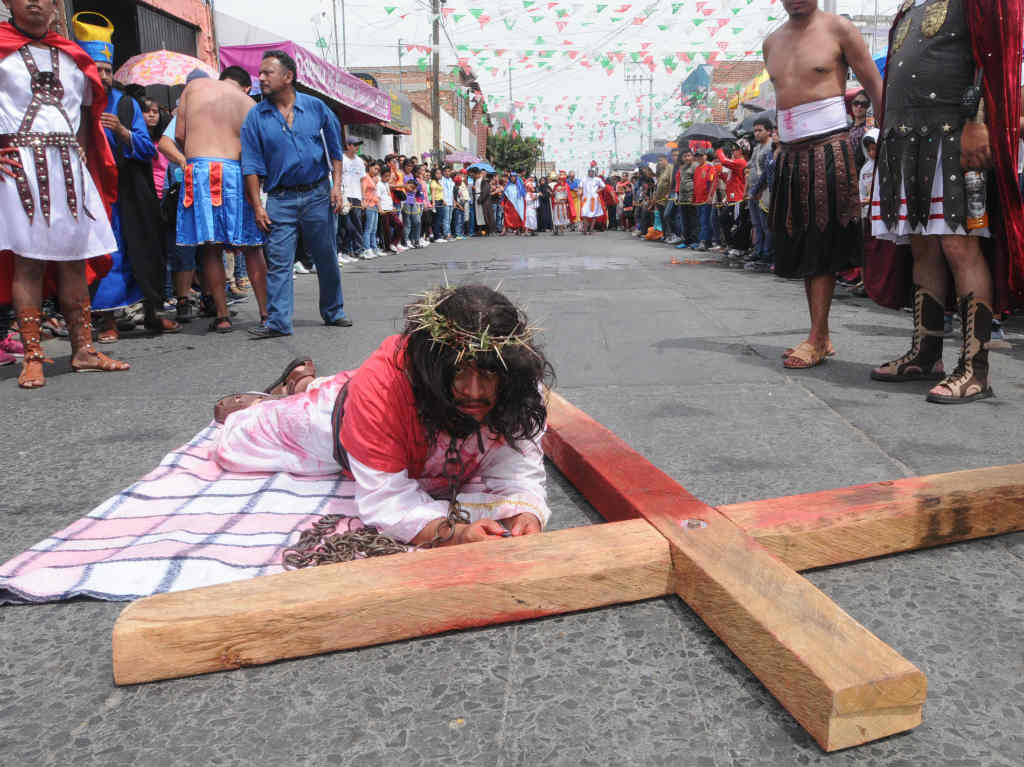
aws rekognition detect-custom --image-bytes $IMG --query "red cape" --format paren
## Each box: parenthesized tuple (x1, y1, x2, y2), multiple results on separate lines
(0, 22, 117, 306)
(867, 0, 1024, 312)
(554, 181, 577, 220)
(502, 198, 524, 230)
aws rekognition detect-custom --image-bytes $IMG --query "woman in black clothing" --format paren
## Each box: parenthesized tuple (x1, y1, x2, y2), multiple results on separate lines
(537, 177, 553, 232)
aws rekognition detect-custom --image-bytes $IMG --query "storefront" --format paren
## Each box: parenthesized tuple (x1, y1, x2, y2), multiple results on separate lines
(219, 41, 391, 130)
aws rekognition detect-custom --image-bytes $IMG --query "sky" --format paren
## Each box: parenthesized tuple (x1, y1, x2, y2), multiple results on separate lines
(217, 0, 902, 171)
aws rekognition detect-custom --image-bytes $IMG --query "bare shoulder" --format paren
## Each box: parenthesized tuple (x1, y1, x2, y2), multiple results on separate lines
(829, 11, 860, 44)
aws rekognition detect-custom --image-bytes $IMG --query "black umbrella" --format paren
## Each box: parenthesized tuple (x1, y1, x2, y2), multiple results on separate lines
(735, 110, 777, 136)
(677, 122, 735, 143)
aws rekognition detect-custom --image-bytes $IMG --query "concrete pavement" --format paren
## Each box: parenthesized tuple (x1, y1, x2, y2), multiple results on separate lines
(1, 231, 1021, 765)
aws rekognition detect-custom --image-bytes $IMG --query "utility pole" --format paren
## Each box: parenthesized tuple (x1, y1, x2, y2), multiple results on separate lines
(341, 0, 348, 67)
(331, 0, 340, 66)
(624, 64, 654, 156)
(431, 0, 442, 166)
(398, 38, 404, 91)
(508, 65, 512, 103)
(612, 123, 619, 163)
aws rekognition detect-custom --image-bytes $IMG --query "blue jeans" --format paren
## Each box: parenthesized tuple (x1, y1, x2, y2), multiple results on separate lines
(748, 200, 772, 260)
(468, 199, 477, 234)
(402, 205, 421, 244)
(452, 207, 465, 236)
(493, 202, 504, 232)
(264, 180, 346, 334)
(663, 199, 680, 238)
(698, 204, 715, 244)
(433, 203, 448, 239)
(362, 206, 379, 252)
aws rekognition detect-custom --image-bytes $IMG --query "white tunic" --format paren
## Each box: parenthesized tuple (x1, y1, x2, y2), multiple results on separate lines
(580, 176, 604, 218)
(0, 46, 116, 261)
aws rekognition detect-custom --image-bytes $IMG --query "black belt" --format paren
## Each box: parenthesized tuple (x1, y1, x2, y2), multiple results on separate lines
(271, 176, 327, 194)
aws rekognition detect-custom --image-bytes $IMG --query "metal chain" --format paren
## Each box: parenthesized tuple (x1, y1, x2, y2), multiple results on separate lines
(281, 434, 474, 569)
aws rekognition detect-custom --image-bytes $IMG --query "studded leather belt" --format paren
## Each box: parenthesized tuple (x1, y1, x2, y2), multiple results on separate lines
(0, 131, 90, 225)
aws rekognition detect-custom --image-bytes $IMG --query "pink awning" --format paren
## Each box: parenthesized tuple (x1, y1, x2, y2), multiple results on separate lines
(219, 42, 390, 123)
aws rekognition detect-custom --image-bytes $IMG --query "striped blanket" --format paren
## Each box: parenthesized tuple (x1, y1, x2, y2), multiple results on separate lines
(0, 424, 367, 605)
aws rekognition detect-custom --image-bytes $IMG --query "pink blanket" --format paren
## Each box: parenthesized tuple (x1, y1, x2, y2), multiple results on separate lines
(0, 424, 365, 604)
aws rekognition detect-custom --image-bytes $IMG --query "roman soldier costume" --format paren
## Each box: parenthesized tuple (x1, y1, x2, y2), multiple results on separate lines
(869, 0, 1024, 402)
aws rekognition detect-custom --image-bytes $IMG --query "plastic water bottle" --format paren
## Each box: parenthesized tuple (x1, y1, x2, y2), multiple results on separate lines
(964, 171, 988, 230)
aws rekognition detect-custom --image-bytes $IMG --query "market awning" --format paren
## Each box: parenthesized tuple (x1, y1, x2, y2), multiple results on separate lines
(382, 90, 412, 134)
(219, 42, 390, 124)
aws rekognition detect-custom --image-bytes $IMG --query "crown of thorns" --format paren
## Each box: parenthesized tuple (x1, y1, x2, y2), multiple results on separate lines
(407, 288, 540, 368)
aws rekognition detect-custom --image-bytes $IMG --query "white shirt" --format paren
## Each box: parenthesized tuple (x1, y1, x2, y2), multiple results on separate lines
(341, 153, 366, 201)
(377, 180, 394, 212)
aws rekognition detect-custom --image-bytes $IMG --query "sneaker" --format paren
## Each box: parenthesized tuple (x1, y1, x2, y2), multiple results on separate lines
(395, 244, 407, 252)
(0, 331, 24, 356)
(0, 348, 14, 366)
(664, 235, 681, 245)
(294, 262, 311, 274)
(226, 288, 248, 304)
(419, 238, 430, 247)
(435, 238, 447, 244)
(675, 242, 690, 250)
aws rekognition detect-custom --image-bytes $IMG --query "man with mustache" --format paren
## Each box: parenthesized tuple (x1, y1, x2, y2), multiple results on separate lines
(762, 0, 882, 369)
(0, 0, 128, 388)
(212, 285, 554, 548)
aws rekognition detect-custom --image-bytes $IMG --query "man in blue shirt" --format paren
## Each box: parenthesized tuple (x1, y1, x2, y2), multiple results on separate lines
(241, 49, 351, 338)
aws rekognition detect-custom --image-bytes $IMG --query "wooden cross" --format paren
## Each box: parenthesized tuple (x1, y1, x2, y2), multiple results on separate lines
(111, 393, 1024, 752)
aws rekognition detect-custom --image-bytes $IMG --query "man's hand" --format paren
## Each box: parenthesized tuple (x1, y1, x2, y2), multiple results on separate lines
(504, 512, 541, 537)
(961, 123, 992, 170)
(0, 147, 21, 180)
(253, 205, 272, 233)
(330, 184, 344, 213)
(99, 113, 131, 144)
(452, 518, 509, 545)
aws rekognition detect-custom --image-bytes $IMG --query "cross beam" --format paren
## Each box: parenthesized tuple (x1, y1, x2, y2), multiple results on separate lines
(111, 393, 1024, 752)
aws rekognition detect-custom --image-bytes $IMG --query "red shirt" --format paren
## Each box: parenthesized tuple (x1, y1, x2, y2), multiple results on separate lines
(693, 163, 717, 205)
(716, 149, 748, 202)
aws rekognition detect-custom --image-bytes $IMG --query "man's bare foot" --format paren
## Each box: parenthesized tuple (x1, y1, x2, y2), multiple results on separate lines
(71, 347, 130, 372)
(783, 339, 829, 369)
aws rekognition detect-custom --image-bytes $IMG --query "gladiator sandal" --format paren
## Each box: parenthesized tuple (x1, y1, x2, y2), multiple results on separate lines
(926, 294, 995, 404)
(64, 300, 131, 374)
(15, 309, 51, 389)
(870, 286, 946, 382)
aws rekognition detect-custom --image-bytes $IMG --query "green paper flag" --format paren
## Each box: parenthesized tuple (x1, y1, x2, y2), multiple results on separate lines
(417, 57, 428, 71)
(523, 0, 535, 7)
(454, 14, 465, 22)
(504, 18, 516, 29)
(693, 19, 704, 26)
(469, 8, 483, 19)
(535, 36, 545, 44)
(671, 2, 683, 12)
(384, 6, 396, 14)
(657, 24, 668, 30)
(531, 15, 544, 22)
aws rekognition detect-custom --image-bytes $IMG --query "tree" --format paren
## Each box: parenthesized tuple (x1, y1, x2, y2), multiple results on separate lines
(486, 132, 545, 175)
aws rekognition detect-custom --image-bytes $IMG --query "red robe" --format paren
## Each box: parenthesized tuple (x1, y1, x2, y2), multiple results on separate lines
(866, 0, 1024, 312)
(0, 22, 117, 305)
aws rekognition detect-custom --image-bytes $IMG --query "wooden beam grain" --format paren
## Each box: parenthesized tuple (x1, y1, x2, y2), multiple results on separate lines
(112, 519, 673, 685)
(716, 464, 1024, 570)
(543, 392, 927, 751)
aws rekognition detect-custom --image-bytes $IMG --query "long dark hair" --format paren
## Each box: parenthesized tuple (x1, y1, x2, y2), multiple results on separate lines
(401, 285, 554, 446)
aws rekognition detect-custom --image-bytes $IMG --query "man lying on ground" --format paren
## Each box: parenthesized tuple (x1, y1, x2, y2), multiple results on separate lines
(212, 284, 554, 547)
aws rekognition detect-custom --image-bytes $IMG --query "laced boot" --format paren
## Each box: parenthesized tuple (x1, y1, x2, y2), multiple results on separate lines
(64, 299, 131, 374)
(927, 294, 995, 404)
(871, 286, 946, 382)
(16, 308, 51, 389)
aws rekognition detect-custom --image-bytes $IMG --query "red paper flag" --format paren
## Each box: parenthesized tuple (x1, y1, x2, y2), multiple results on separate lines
(556, 20, 568, 31)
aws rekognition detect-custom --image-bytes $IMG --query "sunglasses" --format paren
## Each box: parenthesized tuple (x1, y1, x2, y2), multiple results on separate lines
(852, 101, 869, 107)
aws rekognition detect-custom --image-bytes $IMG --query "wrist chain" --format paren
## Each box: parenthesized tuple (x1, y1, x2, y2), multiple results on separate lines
(422, 435, 472, 548)
(281, 434, 474, 568)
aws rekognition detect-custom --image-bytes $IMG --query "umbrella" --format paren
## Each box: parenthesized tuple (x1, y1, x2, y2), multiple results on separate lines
(468, 161, 496, 173)
(735, 109, 776, 136)
(114, 50, 218, 87)
(677, 123, 734, 143)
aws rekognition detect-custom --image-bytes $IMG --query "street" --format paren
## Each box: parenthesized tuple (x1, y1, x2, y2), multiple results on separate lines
(2, 231, 1022, 765)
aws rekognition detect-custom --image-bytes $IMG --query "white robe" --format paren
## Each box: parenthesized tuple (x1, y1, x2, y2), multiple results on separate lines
(580, 176, 605, 219)
(0, 46, 116, 261)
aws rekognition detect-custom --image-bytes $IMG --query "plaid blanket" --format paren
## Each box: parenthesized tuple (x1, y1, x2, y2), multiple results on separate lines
(0, 424, 366, 604)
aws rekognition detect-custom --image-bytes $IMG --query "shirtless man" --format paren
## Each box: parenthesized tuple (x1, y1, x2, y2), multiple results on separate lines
(763, 0, 881, 369)
(175, 66, 268, 333)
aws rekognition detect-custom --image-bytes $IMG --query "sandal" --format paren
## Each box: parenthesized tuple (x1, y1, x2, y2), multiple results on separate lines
(15, 310, 51, 389)
(783, 341, 828, 369)
(209, 316, 233, 334)
(97, 327, 119, 344)
(65, 300, 130, 373)
(263, 357, 316, 395)
(144, 317, 182, 334)
(214, 392, 280, 424)
(783, 339, 835, 359)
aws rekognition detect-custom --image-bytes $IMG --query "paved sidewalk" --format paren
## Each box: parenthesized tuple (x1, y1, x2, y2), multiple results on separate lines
(1, 232, 1021, 765)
